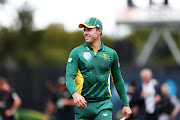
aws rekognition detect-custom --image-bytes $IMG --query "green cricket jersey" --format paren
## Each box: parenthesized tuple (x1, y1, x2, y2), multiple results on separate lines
(66, 42, 129, 107)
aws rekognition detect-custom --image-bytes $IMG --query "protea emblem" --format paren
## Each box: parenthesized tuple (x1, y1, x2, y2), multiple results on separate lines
(84, 52, 91, 60)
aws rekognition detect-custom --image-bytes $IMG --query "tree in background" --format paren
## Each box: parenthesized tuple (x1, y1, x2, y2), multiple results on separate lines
(0, 3, 113, 68)
(2, 2, 179, 68)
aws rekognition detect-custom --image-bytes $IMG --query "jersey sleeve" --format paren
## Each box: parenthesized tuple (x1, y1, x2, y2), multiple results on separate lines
(66, 48, 79, 95)
(12, 92, 19, 100)
(111, 50, 129, 107)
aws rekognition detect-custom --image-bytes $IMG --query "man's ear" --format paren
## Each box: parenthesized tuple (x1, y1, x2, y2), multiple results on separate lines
(99, 29, 102, 35)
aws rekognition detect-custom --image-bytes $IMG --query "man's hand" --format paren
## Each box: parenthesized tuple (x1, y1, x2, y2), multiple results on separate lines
(5, 109, 14, 117)
(141, 90, 146, 98)
(72, 92, 87, 109)
(122, 106, 132, 119)
(60, 98, 74, 106)
(0, 101, 4, 108)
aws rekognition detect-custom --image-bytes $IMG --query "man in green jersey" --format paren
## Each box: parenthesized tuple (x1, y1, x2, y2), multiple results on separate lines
(66, 17, 132, 120)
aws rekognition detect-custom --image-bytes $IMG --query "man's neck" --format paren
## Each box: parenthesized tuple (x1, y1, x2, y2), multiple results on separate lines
(89, 40, 101, 52)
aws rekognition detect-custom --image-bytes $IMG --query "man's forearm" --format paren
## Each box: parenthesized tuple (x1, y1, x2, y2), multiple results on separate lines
(10, 97, 21, 112)
(114, 80, 129, 107)
(66, 77, 78, 95)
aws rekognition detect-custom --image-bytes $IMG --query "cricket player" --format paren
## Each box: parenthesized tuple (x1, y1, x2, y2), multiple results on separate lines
(66, 17, 132, 120)
(0, 77, 22, 120)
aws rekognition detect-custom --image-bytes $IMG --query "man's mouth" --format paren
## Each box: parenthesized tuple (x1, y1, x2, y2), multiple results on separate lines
(85, 36, 90, 39)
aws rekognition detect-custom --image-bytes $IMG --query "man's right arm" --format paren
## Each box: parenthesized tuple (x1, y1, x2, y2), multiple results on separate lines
(72, 92, 87, 109)
(66, 49, 79, 95)
(66, 49, 87, 109)
(5, 92, 21, 117)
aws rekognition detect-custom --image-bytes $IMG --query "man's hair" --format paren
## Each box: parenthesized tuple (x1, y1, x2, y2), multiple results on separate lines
(0, 76, 7, 85)
(140, 68, 152, 78)
(96, 28, 102, 36)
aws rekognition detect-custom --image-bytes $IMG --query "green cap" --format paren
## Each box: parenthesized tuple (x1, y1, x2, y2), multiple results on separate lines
(79, 17, 103, 30)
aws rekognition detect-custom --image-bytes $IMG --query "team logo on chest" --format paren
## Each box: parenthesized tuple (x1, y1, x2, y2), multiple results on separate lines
(83, 52, 91, 60)
(103, 53, 107, 60)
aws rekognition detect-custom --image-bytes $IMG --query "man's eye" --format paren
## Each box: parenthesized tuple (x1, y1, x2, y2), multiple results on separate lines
(84, 28, 92, 32)
(88, 28, 92, 31)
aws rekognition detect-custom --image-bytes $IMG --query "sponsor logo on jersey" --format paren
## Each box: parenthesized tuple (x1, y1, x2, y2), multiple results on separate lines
(68, 58, 72, 62)
(84, 52, 91, 60)
(102, 113, 108, 116)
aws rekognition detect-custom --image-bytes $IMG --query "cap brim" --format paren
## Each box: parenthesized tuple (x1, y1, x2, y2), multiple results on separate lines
(78, 23, 96, 28)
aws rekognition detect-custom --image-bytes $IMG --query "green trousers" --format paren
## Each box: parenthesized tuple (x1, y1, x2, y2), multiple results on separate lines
(74, 99, 113, 120)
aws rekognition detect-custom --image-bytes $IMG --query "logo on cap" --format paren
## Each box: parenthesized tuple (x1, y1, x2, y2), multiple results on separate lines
(85, 18, 91, 23)
(102, 113, 108, 116)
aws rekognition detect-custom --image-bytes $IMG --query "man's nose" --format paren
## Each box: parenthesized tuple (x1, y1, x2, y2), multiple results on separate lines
(84, 30, 88, 35)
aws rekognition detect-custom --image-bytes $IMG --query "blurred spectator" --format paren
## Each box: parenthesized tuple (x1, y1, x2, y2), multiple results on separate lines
(170, 96, 180, 119)
(0, 76, 22, 120)
(131, 68, 161, 120)
(159, 84, 173, 120)
(45, 80, 55, 98)
(43, 76, 74, 120)
(127, 80, 137, 102)
(127, 80, 137, 120)
(158, 83, 180, 120)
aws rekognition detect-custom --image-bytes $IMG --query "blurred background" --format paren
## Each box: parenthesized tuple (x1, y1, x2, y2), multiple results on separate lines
(0, 0, 180, 120)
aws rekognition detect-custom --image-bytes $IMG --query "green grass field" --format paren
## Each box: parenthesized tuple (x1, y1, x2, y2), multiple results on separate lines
(0, 108, 53, 120)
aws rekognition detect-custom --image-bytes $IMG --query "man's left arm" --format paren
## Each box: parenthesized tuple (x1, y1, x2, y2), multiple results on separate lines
(111, 51, 132, 119)
(5, 92, 21, 117)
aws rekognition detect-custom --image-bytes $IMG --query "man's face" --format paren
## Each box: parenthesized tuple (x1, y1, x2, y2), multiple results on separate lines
(141, 72, 151, 83)
(0, 83, 8, 91)
(83, 27, 101, 44)
(57, 84, 66, 93)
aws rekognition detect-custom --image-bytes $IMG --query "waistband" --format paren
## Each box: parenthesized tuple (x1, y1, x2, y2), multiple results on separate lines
(85, 97, 109, 102)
